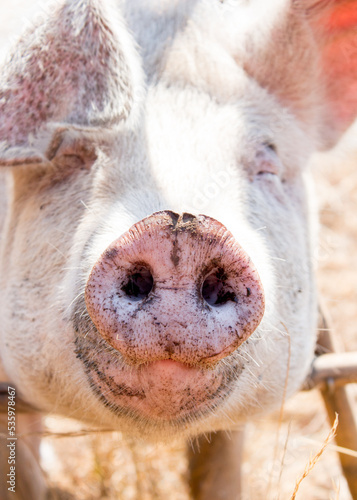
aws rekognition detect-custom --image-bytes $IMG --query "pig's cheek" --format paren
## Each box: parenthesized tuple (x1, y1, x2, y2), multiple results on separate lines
(251, 175, 288, 206)
(241, 182, 316, 374)
(0, 317, 76, 409)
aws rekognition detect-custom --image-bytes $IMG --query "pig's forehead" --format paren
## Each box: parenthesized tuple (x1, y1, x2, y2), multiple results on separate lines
(113, 81, 308, 186)
(121, 0, 295, 146)
(124, 0, 287, 80)
(141, 69, 295, 159)
(143, 83, 263, 161)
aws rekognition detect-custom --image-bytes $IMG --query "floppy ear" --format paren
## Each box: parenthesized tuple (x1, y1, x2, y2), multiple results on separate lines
(245, 0, 357, 149)
(305, 0, 357, 146)
(0, 0, 143, 166)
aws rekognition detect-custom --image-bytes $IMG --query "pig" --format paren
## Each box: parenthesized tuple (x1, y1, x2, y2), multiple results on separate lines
(0, 0, 357, 498)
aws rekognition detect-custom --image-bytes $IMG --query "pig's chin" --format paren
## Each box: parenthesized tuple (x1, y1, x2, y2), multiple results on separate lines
(85, 356, 229, 424)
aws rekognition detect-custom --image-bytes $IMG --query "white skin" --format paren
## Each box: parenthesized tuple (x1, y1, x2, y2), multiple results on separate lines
(0, 0, 356, 442)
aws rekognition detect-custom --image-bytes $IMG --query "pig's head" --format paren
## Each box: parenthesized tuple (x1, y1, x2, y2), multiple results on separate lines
(0, 0, 356, 440)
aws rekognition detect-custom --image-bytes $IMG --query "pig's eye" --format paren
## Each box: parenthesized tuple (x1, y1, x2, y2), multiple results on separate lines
(48, 133, 98, 176)
(61, 154, 88, 170)
(264, 142, 277, 154)
(254, 143, 281, 178)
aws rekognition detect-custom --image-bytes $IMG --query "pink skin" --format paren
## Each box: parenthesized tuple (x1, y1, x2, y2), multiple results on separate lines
(84, 211, 265, 420)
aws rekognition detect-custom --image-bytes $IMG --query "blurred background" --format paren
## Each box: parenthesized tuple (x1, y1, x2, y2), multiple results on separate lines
(0, 1, 356, 498)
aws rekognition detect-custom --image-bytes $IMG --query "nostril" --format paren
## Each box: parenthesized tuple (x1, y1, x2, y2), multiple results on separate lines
(122, 266, 154, 300)
(201, 269, 236, 307)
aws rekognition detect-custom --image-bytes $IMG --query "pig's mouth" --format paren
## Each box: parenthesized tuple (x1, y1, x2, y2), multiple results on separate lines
(75, 333, 238, 425)
(92, 360, 231, 422)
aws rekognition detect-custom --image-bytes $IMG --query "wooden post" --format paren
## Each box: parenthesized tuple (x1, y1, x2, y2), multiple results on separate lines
(0, 384, 48, 500)
(187, 429, 244, 500)
(316, 306, 357, 499)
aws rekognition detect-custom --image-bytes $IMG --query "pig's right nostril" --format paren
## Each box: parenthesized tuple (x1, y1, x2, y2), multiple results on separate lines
(121, 266, 154, 300)
(201, 269, 237, 307)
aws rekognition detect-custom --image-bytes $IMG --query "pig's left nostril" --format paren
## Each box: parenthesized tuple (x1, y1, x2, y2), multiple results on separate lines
(121, 266, 154, 300)
(201, 269, 236, 307)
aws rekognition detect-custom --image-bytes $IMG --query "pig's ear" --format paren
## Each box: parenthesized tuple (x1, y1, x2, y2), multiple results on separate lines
(305, 0, 357, 147)
(245, 0, 357, 148)
(0, 0, 143, 167)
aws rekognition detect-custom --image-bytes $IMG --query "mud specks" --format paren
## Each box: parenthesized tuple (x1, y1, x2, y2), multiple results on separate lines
(176, 213, 199, 233)
(166, 211, 180, 228)
(104, 247, 119, 261)
(170, 240, 180, 266)
(165, 211, 200, 233)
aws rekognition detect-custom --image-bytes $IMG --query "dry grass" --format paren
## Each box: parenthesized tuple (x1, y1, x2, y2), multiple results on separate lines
(1, 2, 357, 499)
(289, 414, 339, 500)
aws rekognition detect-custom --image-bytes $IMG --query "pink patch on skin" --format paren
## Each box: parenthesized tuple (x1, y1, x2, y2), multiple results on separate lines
(312, 2, 357, 128)
(85, 211, 265, 367)
(321, 3, 357, 33)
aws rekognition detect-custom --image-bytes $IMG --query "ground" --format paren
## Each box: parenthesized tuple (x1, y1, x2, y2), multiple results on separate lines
(0, 2, 356, 499)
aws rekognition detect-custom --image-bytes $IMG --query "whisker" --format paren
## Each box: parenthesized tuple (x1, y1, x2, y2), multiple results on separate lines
(46, 242, 66, 258)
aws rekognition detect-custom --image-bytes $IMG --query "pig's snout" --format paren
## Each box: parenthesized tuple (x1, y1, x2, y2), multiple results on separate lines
(85, 211, 265, 366)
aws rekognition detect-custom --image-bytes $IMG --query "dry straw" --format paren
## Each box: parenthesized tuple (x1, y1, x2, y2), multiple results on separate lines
(289, 413, 339, 500)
